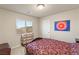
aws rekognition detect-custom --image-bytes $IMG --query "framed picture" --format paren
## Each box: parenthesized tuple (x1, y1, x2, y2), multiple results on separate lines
(54, 20, 70, 31)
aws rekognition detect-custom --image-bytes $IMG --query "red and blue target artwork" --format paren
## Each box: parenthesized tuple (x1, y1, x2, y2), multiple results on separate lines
(54, 20, 70, 31)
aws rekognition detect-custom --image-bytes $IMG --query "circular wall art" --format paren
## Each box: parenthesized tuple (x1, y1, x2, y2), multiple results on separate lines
(54, 20, 70, 31)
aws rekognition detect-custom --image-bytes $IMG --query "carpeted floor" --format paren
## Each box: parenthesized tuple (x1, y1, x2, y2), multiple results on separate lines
(11, 46, 26, 55)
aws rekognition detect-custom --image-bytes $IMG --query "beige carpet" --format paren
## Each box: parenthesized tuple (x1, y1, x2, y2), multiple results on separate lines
(11, 46, 26, 55)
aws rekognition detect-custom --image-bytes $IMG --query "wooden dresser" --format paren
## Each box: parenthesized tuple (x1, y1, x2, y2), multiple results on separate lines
(0, 43, 11, 55)
(75, 38, 79, 43)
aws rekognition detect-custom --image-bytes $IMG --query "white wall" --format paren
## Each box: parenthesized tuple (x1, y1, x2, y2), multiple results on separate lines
(0, 9, 39, 49)
(39, 8, 79, 43)
(39, 17, 50, 38)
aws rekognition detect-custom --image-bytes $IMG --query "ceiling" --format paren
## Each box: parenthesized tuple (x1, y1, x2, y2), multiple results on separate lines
(0, 4, 79, 18)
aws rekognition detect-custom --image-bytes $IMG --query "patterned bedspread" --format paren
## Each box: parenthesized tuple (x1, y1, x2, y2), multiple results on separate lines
(25, 38, 79, 55)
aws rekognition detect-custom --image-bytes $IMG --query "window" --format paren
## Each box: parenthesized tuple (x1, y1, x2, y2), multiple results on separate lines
(26, 20, 32, 33)
(16, 19, 32, 34)
(16, 19, 25, 29)
(26, 20, 32, 27)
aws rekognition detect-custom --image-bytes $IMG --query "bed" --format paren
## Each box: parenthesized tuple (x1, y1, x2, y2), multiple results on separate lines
(25, 38, 79, 55)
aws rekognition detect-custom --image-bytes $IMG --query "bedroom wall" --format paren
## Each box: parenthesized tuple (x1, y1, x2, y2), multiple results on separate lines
(39, 8, 79, 43)
(0, 8, 39, 49)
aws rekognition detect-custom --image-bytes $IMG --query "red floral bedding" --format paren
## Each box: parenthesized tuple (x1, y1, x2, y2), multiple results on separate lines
(25, 38, 79, 55)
